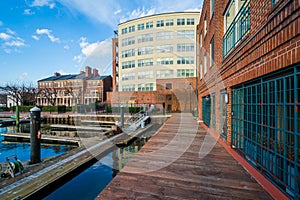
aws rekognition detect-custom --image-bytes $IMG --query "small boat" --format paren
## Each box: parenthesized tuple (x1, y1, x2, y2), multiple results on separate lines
(10, 115, 26, 119)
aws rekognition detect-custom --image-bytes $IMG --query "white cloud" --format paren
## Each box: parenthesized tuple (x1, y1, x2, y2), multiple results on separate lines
(56, 0, 200, 28)
(56, 0, 121, 28)
(120, 7, 156, 23)
(18, 72, 29, 80)
(114, 9, 122, 15)
(36, 28, 60, 42)
(4, 49, 11, 54)
(74, 37, 112, 74)
(0, 21, 3, 26)
(0, 29, 26, 53)
(80, 39, 111, 57)
(0, 33, 11, 40)
(73, 55, 83, 63)
(154, 0, 201, 13)
(24, 9, 35, 15)
(32, 35, 40, 40)
(4, 39, 26, 47)
(64, 45, 70, 50)
(6, 28, 15, 35)
(79, 37, 88, 48)
(31, 0, 55, 9)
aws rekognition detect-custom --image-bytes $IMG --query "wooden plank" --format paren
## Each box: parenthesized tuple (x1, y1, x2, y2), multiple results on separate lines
(50, 124, 111, 131)
(97, 113, 273, 200)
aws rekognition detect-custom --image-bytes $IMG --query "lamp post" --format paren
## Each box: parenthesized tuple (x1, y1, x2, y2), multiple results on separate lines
(189, 83, 192, 113)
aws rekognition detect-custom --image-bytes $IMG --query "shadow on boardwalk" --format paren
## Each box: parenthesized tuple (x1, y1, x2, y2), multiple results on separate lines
(97, 113, 272, 200)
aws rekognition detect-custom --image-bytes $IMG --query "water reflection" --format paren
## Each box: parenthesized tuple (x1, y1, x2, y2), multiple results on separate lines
(44, 136, 150, 200)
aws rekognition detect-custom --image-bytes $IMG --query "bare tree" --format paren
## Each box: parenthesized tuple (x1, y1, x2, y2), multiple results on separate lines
(0, 83, 37, 106)
(64, 86, 82, 106)
(38, 87, 58, 107)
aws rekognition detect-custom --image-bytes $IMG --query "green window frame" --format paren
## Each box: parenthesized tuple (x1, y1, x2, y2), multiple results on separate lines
(231, 65, 300, 199)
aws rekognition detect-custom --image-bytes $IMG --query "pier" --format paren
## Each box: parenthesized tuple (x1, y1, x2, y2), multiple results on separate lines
(0, 121, 160, 200)
(1, 133, 81, 146)
(97, 113, 287, 199)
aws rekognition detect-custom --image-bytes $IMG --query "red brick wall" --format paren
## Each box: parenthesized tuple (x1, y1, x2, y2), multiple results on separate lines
(106, 78, 197, 112)
(198, 0, 300, 144)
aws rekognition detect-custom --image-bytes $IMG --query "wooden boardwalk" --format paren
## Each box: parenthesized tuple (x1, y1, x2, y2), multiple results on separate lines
(97, 113, 273, 200)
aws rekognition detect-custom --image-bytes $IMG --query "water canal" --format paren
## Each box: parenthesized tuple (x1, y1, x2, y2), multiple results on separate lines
(44, 135, 150, 200)
(0, 124, 76, 163)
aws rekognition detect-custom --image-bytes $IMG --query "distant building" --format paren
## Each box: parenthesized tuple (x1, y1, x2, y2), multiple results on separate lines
(7, 95, 19, 108)
(37, 66, 112, 107)
(197, 0, 299, 198)
(0, 93, 7, 107)
(110, 12, 200, 111)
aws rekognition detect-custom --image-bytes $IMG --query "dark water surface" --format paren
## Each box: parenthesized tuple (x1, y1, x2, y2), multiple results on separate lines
(44, 137, 149, 200)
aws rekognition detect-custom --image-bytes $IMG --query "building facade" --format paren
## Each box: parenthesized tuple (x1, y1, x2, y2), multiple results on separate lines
(110, 12, 200, 111)
(197, 0, 300, 198)
(37, 66, 112, 107)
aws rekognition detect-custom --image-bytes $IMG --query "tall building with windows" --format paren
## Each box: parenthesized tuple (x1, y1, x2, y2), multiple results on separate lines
(197, 0, 300, 198)
(110, 12, 200, 111)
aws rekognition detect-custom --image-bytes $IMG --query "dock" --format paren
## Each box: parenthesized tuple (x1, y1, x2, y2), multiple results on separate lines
(97, 113, 277, 199)
(0, 122, 161, 200)
(50, 124, 111, 131)
(1, 133, 81, 146)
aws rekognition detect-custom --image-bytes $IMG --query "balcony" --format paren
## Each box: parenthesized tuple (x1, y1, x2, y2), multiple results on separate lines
(223, 0, 250, 58)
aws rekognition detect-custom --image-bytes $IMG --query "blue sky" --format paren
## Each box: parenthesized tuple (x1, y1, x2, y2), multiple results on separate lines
(0, 0, 201, 85)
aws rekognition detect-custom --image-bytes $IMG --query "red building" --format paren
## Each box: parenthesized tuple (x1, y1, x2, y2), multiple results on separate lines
(197, 0, 300, 198)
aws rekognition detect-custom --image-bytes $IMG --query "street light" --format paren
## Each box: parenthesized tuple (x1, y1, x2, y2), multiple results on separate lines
(189, 83, 192, 113)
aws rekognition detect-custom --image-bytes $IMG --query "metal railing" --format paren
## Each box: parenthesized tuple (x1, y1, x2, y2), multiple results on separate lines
(223, 0, 251, 57)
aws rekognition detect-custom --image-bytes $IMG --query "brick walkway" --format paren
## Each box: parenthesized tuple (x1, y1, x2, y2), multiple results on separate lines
(97, 113, 273, 199)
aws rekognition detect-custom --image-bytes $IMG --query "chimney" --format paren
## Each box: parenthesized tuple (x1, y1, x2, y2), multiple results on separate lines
(54, 72, 61, 77)
(85, 66, 92, 77)
(93, 68, 99, 77)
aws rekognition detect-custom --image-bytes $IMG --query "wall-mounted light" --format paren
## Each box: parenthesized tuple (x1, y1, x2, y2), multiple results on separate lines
(205, 95, 210, 101)
(224, 93, 229, 104)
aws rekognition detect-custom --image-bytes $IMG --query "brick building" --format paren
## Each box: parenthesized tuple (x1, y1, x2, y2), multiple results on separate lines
(107, 77, 196, 112)
(109, 12, 200, 112)
(197, 0, 300, 198)
(37, 66, 112, 107)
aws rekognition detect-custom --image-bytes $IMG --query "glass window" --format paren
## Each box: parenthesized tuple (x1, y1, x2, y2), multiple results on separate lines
(121, 37, 135, 47)
(177, 44, 195, 52)
(210, 0, 214, 17)
(138, 34, 154, 43)
(177, 30, 194, 39)
(166, 19, 174, 26)
(204, 53, 207, 74)
(146, 21, 153, 29)
(128, 25, 135, 32)
(187, 18, 194, 25)
(121, 28, 127, 35)
(157, 57, 174, 65)
(156, 20, 164, 27)
(138, 71, 154, 80)
(204, 14, 207, 36)
(156, 70, 174, 78)
(166, 83, 172, 90)
(156, 31, 174, 40)
(210, 36, 215, 66)
(122, 61, 135, 69)
(138, 46, 154, 55)
(177, 18, 185, 25)
(157, 45, 174, 53)
(271, 0, 279, 6)
(138, 23, 144, 30)
(138, 59, 154, 67)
